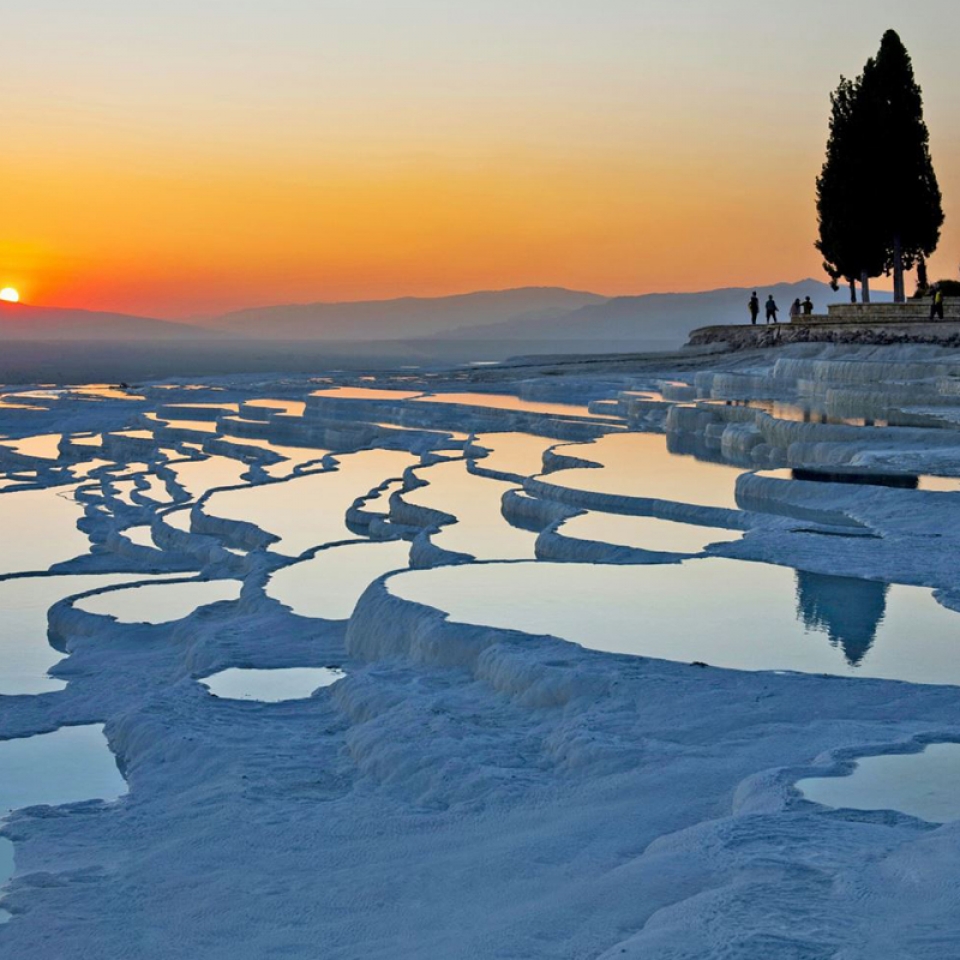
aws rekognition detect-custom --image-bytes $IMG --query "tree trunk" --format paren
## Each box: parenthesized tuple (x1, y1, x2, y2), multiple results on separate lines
(861, 271, 871, 303)
(893, 234, 904, 302)
(849, 279, 858, 303)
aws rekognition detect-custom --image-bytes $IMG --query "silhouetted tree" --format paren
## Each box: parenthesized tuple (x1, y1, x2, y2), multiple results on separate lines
(816, 77, 886, 302)
(816, 30, 943, 303)
(859, 30, 943, 302)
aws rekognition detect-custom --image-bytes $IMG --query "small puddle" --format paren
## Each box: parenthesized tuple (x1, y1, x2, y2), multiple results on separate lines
(267, 540, 410, 620)
(200, 667, 344, 702)
(797, 743, 960, 823)
(389, 558, 960, 685)
(75, 579, 242, 624)
(124, 526, 157, 549)
(545, 433, 743, 509)
(558, 512, 742, 554)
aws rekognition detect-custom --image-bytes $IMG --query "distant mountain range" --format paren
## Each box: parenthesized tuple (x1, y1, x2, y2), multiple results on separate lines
(202, 287, 605, 341)
(1, 281, 889, 354)
(0, 302, 221, 342)
(426, 280, 854, 351)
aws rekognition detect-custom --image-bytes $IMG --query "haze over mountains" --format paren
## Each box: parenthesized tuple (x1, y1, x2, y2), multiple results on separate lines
(204, 287, 605, 341)
(0, 280, 871, 380)
(1, 280, 852, 346)
(0, 303, 221, 342)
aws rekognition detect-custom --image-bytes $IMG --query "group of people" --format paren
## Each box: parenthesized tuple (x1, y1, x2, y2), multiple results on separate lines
(748, 292, 814, 325)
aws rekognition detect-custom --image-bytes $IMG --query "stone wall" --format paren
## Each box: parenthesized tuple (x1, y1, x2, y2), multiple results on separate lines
(799, 299, 960, 324)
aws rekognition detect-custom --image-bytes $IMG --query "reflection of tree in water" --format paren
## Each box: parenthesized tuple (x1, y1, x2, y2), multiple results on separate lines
(795, 570, 889, 666)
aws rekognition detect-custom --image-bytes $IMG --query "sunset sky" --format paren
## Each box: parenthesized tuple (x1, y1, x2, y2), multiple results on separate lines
(2, 1, 959, 318)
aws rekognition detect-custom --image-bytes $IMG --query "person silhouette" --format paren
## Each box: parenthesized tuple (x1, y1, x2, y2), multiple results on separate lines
(789, 298, 802, 321)
(748, 292, 760, 325)
(802, 296, 814, 316)
(765, 295, 779, 324)
(931, 285, 944, 321)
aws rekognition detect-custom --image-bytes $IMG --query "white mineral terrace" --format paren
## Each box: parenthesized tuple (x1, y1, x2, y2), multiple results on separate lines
(0, 346, 959, 958)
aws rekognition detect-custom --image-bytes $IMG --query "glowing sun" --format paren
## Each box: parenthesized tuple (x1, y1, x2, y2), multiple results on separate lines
(0, 288, 19, 303)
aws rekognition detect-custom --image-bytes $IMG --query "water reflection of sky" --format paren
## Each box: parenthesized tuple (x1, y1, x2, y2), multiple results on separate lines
(547, 433, 743, 509)
(390, 558, 960, 685)
(798, 743, 960, 823)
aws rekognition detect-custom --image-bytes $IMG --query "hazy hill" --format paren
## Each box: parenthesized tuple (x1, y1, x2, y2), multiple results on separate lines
(0, 303, 224, 341)
(429, 280, 878, 351)
(203, 287, 606, 340)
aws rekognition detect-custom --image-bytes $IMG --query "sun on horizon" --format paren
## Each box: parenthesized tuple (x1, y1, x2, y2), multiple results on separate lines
(0, 288, 20, 303)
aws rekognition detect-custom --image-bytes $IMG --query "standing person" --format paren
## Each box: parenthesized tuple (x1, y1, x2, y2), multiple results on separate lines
(765, 295, 779, 324)
(930, 285, 944, 321)
(802, 296, 814, 316)
(748, 291, 760, 325)
(789, 298, 802, 321)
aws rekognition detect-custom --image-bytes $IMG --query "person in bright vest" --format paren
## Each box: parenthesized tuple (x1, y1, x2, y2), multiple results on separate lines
(930, 285, 944, 321)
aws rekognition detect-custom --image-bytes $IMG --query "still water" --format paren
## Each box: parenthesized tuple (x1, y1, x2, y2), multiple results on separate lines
(203, 450, 416, 556)
(798, 742, 960, 823)
(558, 512, 742, 554)
(267, 540, 411, 620)
(544, 433, 743, 509)
(389, 558, 960, 685)
(0, 725, 127, 916)
(403, 459, 536, 560)
(0, 574, 172, 695)
(200, 667, 344, 702)
(76, 579, 242, 624)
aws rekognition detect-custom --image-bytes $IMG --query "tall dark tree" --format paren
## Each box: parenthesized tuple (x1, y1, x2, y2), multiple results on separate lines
(816, 77, 886, 302)
(859, 30, 943, 301)
(816, 30, 943, 303)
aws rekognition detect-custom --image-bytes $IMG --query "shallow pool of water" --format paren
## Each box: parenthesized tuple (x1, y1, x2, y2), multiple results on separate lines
(0, 434, 65, 461)
(245, 399, 307, 418)
(0, 724, 127, 915)
(559, 512, 742, 554)
(389, 558, 960, 685)
(268, 540, 411, 620)
(545, 433, 744, 509)
(200, 667, 344, 702)
(0, 486, 89, 575)
(144, 413, 220, 434)
(403, 459, 536, 560)
(415, 392, 605, 419)
(167, 456, 251, 500)
(468, 432, 554, 478)
(203, 450, 415, 556)
(215, 436, 329, 478)
(310, 387, 423, 401)
(76, 579, 242, 624)
(0, 573, 170, 695)
(797, 742, 960, 823)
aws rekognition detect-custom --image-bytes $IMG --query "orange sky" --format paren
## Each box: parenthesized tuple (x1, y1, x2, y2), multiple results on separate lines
(2, 2, 958, 318)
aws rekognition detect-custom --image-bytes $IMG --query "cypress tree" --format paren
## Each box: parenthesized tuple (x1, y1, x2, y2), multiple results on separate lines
(816, 30, 943, 303)
(858, 30, 943, 302)
(816, 77, 886, 302)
